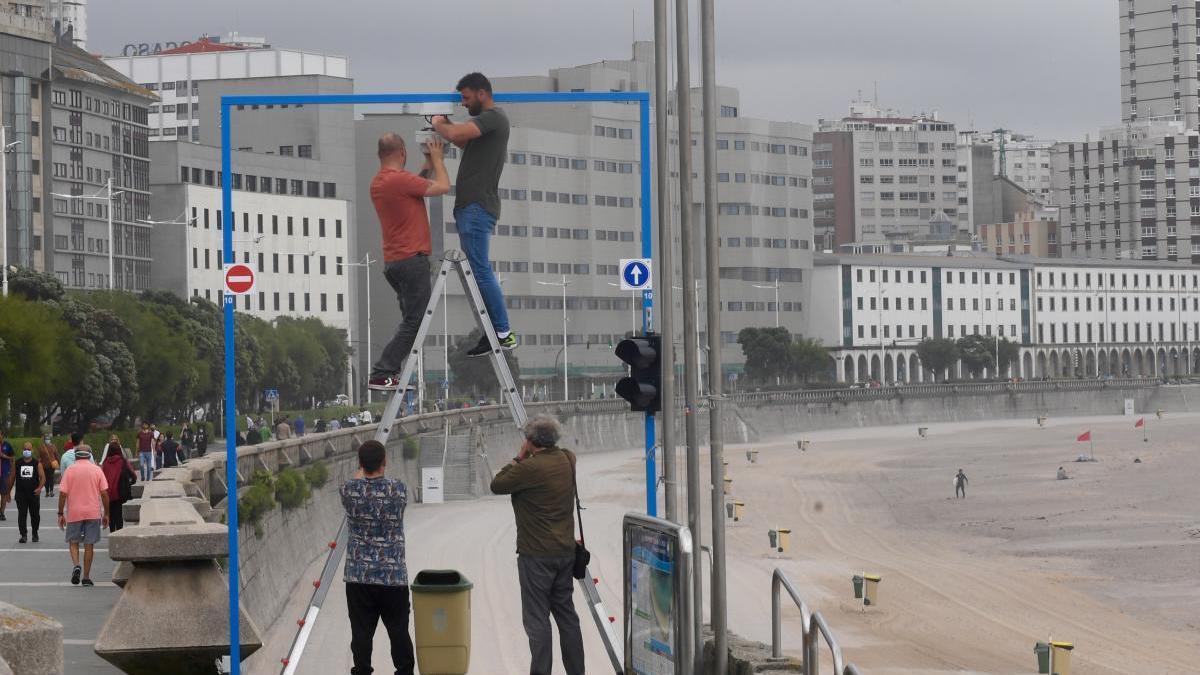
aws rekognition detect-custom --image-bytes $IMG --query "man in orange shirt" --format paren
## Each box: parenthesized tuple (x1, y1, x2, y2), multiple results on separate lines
(367, 133, 451, 391)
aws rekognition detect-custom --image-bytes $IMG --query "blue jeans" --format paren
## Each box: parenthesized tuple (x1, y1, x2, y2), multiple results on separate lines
(139, 451, 153, 481)
(454, 203, 510, 334)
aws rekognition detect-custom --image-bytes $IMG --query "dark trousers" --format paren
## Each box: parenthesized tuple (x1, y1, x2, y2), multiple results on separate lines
(346, 582, 415, 675)
(517, 555, 585, 675)
(956, 483, 966, 498)
(43, 470, 55, 496)
(15, 492, 39, 538)
(109, 500, 124, 532)
(371, 255, 432, 379)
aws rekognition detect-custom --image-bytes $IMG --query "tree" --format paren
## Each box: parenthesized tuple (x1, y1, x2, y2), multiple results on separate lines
(956, 335, 997, 378)
(0, 295, 89, 434)
(448, 328, 520, 398)
(916, 338, 959, 382)
(789, 337, 830, 383)
(53, 297, 139, 431)
(737, 327, 793, 384)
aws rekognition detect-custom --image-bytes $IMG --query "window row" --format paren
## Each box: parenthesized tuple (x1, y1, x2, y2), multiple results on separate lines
(190, 207, 344, 239)
(180, 165, 338, 199)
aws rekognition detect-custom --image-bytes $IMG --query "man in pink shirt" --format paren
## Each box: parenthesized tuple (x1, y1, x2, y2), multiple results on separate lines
(56, 446, 110, 586)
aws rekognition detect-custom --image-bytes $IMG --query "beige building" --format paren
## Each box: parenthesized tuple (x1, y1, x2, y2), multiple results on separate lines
(979, 208, 1060, 258)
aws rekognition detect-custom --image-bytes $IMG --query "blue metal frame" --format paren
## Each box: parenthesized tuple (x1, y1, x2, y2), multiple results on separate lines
(221, 90, 655, 673)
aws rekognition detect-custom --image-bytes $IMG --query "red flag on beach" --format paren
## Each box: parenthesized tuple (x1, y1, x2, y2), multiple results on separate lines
(1134, 417, 1145, 429)
(1076, 430, 1091, 442)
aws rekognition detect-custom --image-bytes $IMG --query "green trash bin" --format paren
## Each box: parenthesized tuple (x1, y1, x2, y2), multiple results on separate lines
(412, 570, 474, 675)
(1034, 642, 1050, 674)
(852, 575, 864, 599)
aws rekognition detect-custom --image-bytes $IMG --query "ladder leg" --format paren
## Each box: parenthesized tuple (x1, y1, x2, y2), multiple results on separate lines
(453, 258, 528, 427)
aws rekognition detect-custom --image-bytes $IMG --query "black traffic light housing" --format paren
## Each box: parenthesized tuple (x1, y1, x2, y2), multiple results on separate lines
(615, 333, 662, 413)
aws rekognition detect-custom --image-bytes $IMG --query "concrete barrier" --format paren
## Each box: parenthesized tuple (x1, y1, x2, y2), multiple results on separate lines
(94, 456, 262, 675)
(0, 602, 63, 675)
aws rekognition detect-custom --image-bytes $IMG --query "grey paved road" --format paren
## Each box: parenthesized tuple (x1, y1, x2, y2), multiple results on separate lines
(0, 501, 121, 674)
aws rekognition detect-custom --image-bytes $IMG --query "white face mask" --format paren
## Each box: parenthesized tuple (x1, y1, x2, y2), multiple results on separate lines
(22, 450, 33, 459)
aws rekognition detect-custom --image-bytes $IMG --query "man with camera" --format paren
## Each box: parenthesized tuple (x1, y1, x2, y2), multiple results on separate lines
(366, 131, 451, 391)
(490, 416, 585, 675)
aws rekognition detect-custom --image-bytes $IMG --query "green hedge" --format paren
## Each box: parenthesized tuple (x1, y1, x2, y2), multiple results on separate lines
(235, 461, 329, 538)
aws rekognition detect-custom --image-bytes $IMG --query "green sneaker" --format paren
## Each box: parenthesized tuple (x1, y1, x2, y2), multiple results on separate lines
(498, 333, 518, 351)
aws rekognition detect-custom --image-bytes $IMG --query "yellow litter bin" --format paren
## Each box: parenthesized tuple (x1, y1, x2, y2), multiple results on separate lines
(732, 500, 744, 522)
(1049, 641, 1073, 675)
(863, 573, 882, 606)
(411, 570, 473, 675)
(723, 476, 732, 495)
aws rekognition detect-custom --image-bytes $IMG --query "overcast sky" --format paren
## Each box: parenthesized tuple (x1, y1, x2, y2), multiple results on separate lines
(91, 0, 1117, 140)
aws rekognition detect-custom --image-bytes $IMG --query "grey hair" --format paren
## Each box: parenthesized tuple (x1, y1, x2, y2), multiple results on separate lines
(522, 416, 561, 448)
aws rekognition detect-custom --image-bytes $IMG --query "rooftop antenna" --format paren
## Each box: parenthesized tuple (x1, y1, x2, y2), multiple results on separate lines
(873, 80, 878, 106)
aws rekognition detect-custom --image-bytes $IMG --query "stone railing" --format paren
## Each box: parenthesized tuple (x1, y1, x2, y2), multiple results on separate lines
(211, 378, 1164, 483)
(0, 602, 62, 675)
(94, 456, 262, 675)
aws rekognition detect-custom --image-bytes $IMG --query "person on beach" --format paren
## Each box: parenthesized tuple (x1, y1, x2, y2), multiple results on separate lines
(954, 469, 968, 499)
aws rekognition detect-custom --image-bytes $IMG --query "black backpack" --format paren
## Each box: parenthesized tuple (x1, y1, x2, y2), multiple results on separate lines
(118, 464, 137, 502)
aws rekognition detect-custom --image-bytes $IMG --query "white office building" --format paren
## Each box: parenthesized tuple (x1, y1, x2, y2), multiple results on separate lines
(102, 40, 349, 142)
(149, 142, 352, 330)
(809, 254, 1200, 383)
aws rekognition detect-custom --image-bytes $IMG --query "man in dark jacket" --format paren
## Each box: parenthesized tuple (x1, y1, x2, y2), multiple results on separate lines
(159, 432, 182, 468)
(490, 416, 584, 675)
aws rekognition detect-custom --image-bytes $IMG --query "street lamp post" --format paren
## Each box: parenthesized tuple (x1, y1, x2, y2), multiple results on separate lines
(876, 279, 887, 383)
(342, 255, 377, 403)
(537, 275, 571, 400)
(0, 126, 22, 297)
(138, 211, 197, 297)
(607, 281, 637, 335)
(52, 178, 123, 290)
(752, 279, 781, 328)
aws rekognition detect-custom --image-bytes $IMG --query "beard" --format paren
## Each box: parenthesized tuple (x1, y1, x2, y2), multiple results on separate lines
(467, 102, 483, 116)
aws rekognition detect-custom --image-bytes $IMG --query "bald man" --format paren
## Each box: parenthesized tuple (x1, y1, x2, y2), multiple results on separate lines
(367, 133, 451, 391)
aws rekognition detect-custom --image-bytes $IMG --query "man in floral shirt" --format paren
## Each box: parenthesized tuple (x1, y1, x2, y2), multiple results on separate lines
(340, 439, 413, 675)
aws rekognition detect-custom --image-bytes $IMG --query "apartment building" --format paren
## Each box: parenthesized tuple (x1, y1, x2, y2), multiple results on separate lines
(1121, 0, 1198, 127)
(815, 99, 959, 249)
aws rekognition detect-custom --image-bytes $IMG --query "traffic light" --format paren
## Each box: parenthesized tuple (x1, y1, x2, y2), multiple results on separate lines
(615, 333, 662, 413)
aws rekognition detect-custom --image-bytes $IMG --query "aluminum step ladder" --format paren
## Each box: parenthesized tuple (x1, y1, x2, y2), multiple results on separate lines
(281, 250, 623, 674)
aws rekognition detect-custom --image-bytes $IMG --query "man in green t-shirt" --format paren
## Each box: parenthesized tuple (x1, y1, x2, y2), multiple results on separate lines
(432, 72, 518, 357)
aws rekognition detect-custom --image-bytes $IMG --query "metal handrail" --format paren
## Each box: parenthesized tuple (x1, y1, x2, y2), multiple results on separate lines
(771, 568, 862, 675)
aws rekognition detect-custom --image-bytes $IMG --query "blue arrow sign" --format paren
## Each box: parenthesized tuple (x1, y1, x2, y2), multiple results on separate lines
(620, 258, 653, 291)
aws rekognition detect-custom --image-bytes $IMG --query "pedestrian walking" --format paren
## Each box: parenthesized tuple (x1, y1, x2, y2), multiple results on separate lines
(276, 416, 293, 441)
(100, 442, 136, 532)
(180, 424, 195, 456)
(0, 430, 13, 521)
(955, 468, 969, 499)
(39, 436, 59, 497)
(315, 418, 327, 434)
(364, 132, 449, 392)
(57, 446, 109, 586)
(431, 72, 518, 356)
(59, 432, 83, 474)
(293, 416, 305, 437)
(489, 416, 585, 675)
(159, 432, 182, 468)
(329, 418, 341, 432)
(11, 442, 45, 543)
(341, 440, 414, 675)
(195, 425, 209, 456)
(136, 422, 155, 481)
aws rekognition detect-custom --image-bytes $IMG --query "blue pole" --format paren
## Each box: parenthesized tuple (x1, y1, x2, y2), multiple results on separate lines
(220, 99, 241, 674)
(639, 96, 658, 517)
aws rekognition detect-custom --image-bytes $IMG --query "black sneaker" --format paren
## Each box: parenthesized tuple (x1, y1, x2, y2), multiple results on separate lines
(18, 536, 26, 544)
(71, 565, 81, 585)
(0, 512, 6, 521)
(467, 333, 518, 358)
(32, 534, 38, 543)
(81, 578, 94, 587)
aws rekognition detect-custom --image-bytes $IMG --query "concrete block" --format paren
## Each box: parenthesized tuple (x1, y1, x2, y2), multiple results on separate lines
(112, 561, 133, 588)
(124, 493, 209, 523)
(141, 481, 187, 499)
(702, 628, 801, 675)
(108, 522, 228, 561)
(95, 561, 261, 675)
(0, 602, 63, 675)
(153, 468, 192, 483)
(138, 498, 204, 526)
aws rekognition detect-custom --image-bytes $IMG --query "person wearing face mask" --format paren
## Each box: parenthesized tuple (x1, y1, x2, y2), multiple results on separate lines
(39, 436, 59, 497)
(11, 442, 46, 543)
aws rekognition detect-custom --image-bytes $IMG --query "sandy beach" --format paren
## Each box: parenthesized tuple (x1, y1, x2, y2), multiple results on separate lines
(267, 411, 1200, 674)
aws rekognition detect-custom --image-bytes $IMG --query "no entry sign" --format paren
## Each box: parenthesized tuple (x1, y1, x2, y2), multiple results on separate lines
(225, 264, 255, 295)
